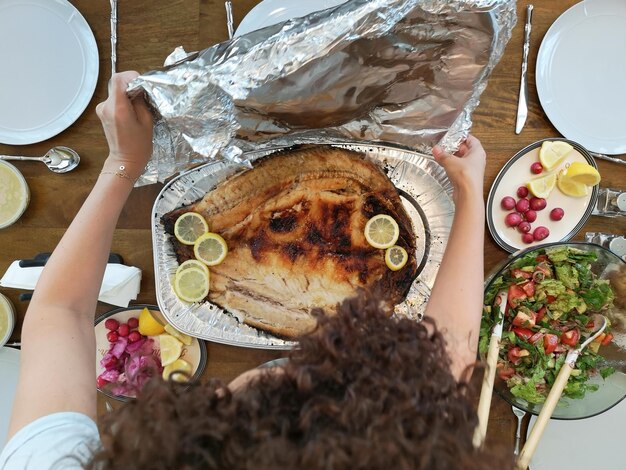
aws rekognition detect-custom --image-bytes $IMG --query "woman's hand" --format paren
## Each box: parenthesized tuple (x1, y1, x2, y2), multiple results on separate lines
(96, 71, 154, 178)
(432, 134, 486, 201)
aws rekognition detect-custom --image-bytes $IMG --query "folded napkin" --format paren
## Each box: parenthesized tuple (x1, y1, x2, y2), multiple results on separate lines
(0, 261, 142, 307)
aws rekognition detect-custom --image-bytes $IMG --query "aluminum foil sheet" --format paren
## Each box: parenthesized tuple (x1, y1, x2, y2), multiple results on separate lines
(128, 0, 516, 185)
(152, 143, 454, 349)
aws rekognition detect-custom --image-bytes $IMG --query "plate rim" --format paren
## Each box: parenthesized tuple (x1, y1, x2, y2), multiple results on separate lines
(486, 138, 599, 253)
(94, 304, 208, 402)
(535, 0, 626, 155)
(0, 0, 99, 145)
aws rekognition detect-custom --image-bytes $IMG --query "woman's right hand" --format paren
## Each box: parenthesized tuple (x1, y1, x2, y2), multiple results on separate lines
(432, 134, 486, 201)
(96, 71, 154, 179)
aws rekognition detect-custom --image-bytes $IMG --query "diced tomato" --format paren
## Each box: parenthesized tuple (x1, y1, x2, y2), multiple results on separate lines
(512, 327, 534, 341)
(546, 295, 557, 304)
(507, 347, 530, 365)
(508, 285, 527, 308)
(560, 328, 580, 347)
(512, 310, 536, 328)
(521, 281, 535, 298)
(536, 306, 547, 323)
(512, 268, 532, 279)
(535, 254, 548, 262)
(529, 332, 544, 344)
(602, 333, 614, 346)
(498, 365, 516, 380)
(586, 320, 595, 329)
(543, 334, 559, 354)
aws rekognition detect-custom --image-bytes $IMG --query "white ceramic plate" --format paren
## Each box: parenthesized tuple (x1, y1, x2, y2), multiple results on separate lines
(528, 396, 626, 469)
(235, 0, 347, 36)
(536, 0, 626, 155)
(486, 139, 599, 253)
(0, 347, 20, 446)
(0, 0, 99, 145)
(95, 305, 207, 401)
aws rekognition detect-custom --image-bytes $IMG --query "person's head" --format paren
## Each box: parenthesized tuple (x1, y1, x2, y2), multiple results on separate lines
(87, 294, 512, 469)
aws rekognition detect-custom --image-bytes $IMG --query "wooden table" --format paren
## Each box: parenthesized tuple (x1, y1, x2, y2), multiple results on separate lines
(1, 0, 624, 453)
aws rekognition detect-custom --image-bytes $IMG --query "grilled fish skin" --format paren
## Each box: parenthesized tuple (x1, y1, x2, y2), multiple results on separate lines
(163, 146, 417, 338)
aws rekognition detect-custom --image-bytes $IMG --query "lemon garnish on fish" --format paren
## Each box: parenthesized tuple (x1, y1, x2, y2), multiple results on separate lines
(173, 267, 210, 303)
(364, 214, 400, 249)
(385, 245, 408, 271)
(176, 259, 210, 278)
(194, 233, 228, 266)
(174, 212, 209, 245)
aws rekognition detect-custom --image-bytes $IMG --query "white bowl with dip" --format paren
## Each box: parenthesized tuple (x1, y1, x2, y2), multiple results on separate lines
(0, 160, 30, 229)
(0, 293, 15, 347)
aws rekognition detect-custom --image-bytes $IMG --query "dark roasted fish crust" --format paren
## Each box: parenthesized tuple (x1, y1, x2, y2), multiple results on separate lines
(162, 146, 418, 338)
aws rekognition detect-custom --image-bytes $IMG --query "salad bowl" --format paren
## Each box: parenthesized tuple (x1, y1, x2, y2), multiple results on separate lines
(482, 242, 626, 419)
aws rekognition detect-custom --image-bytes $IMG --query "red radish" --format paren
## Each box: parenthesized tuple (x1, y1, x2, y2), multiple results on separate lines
(118, 323, 130, 337)
(127, 317, 139, 329)
(501, 196, 516, 210)
(530, 162, 543, 174)
(517, 221, 531, 233)
(517, 186, 529, 198)
(107, 331, 119, 343)
(522, 233, 534, 244)
(128, 331, 142, 343)
(529, 197, 547, 211)
(533, 226, 550, 241)
(550, 208, 564, 221)
(104, 318, 119, 331)
(516, 199, 530, 213)
(97, 376, 108, 388)
(524, 210, 537, 222)
(102, 356, 118, 369)
(505, 212, 523, 227)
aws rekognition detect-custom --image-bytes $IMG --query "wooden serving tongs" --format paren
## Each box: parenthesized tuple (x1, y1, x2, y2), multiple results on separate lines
(516, 314, 608, 469)
(473, 290, 508, 448)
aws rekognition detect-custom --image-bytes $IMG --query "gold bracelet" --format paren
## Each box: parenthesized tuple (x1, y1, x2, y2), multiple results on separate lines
(100, 165, 139, 183)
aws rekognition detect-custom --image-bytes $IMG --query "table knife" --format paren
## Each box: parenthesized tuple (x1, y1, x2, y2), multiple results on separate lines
(515, 5, 533, 134)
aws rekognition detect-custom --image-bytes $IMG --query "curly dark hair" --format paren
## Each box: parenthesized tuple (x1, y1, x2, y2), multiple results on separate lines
(87, 295, 512, 469)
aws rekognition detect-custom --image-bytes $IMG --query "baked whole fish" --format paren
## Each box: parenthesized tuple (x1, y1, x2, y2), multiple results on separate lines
(162, 146, 418, 338)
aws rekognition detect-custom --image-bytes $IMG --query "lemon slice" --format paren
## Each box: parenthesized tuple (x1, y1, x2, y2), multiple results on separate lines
(174, 212, 209, 245)
(176, 259, 210, 278)
(564, 162, 601, 186)
(138, 307, 165, 336)
(164, 323, 193, 346)
(557, 172, 589, 198)
(526, 173, 557, 199)
(173, 267, 210, 302)
(539, 141, 573, 171)
(162, 358, 193, 382)
(385, 246, 408, 271)
(194, 232, 228, 266)
(364, 214, 400, 249)
(159, 334, 183, 366)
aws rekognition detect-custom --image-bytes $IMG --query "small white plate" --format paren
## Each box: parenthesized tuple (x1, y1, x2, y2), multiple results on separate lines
(95, 305, 206, 401)
(235, 0, 347, 36)
(0, 347, 20, 445)
(536, 0, 626, 155)
(0, 0, 99, 145)
(486, 139, 599, 253)
(528, 396, 626, 469)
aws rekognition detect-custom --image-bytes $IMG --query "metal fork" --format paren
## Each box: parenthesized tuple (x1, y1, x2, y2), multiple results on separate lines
(512, 406, 527, 456)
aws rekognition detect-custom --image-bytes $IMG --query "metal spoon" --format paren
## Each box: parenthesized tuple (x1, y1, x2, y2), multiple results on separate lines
(512, 406, 527, 456)
(0, 146, 80, 173)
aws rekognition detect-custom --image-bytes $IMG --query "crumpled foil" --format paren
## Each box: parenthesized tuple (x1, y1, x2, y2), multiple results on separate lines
(128, 0, 516, 186)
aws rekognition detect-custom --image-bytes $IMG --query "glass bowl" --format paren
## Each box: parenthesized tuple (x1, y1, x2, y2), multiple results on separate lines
(484, 242, 626, 419)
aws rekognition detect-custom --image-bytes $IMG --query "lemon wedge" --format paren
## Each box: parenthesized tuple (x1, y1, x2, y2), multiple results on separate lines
(364, 214, 400, 249)
(539, 141, 573, 171)
(164, 323, 193, 346)
(162, 358, 193, 382)
(557, 172, 589, 198)
(564, 162, 601, 186)
(138, 308, 165, 336)
(526, 173, 557, 199)
(174, 212, 209, 245)
(159, 334, 183, 367)
(176, 259, 210, 278)
(194, 232, 228, 266)
(385, 245, 408, 271)
(173, 267, 210, 303)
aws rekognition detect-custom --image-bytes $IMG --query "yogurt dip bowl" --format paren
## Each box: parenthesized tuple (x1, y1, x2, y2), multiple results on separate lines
(0, 160, 30, 229)
(0, 293, 15, 347)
